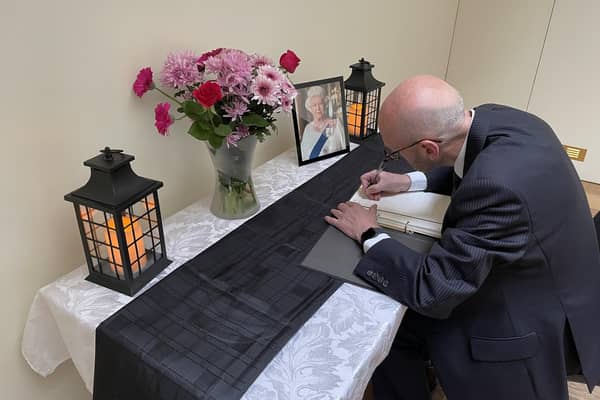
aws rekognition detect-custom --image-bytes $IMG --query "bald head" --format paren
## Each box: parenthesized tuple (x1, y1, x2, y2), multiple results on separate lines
(380, 75, 466, 146)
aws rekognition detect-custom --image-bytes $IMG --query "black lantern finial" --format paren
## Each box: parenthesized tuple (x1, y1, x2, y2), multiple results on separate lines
(65, 147, 171, 296)
(344, 58, 385, 141)
(100, 146, 123, 161)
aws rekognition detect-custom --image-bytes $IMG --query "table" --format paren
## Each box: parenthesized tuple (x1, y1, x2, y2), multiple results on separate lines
(22, 145, 405, 399)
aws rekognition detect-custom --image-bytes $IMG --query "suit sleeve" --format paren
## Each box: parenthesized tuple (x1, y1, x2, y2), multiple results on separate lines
(354, 179, 530, 319)
(425, 166, 454, 195)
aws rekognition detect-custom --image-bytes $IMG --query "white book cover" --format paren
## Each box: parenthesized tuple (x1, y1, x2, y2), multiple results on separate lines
(350, 189, 451, 238)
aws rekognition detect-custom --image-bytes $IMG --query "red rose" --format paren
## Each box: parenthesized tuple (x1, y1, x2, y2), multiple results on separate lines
(279, 50, 301, 73)
(192, 81, 223, 108)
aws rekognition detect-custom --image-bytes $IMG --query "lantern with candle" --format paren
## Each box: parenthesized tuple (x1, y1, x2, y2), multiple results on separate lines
(65, 147, 171, 296)
(344, 58, 385, 141)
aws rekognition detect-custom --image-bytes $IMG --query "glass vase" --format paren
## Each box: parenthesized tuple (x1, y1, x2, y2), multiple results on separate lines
(206, 135, 260, 219)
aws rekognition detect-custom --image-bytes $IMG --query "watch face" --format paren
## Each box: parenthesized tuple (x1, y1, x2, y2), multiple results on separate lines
(360, 228, 376, 245)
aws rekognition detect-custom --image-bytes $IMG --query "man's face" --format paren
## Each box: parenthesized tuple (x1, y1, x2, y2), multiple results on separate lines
(308, 96, 324, 120)
(380, 118, 438, 173)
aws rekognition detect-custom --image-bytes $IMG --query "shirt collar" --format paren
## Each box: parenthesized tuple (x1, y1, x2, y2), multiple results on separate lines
(453, 109, 474, 178)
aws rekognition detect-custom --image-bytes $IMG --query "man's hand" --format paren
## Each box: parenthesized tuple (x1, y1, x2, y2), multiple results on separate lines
(360, 171, 412, 200)
(325, 201, 379, 242)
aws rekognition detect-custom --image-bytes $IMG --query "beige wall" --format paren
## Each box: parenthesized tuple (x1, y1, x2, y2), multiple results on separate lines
(527, 0, 600, 183)
(0, 0, 458, 398)
(445, 0, 555, 109)
(447, 0, 600, 183)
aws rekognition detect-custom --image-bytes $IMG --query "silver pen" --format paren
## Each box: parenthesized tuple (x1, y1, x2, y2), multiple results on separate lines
(369, 160, 385, 188)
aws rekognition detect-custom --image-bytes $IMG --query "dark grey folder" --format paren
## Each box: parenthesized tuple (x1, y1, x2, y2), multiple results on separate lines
(301, 226, 436, 289)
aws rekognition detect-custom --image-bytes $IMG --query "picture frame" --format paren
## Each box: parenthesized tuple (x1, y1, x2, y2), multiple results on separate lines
(291, 77, 350, 166)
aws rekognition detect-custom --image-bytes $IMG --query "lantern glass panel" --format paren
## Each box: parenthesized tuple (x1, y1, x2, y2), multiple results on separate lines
(345, 88, 381, 139)
(76, 194, 167, 281)
(366, 90, 379, 132)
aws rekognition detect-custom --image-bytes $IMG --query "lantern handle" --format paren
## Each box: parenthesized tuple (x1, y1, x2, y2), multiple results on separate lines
(99, 146, 124, 161)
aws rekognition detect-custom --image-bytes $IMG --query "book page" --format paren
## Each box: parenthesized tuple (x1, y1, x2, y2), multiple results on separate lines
(350, 188, 451, 237)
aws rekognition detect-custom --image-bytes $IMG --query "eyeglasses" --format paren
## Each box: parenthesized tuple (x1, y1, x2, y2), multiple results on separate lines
(383, 138, 442, 162)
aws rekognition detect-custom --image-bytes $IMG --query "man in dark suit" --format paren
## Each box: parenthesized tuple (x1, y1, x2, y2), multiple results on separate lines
(325, 75, 600, 399)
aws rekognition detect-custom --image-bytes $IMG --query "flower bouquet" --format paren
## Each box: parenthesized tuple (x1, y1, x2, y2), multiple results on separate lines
(133, 48, 300, 218)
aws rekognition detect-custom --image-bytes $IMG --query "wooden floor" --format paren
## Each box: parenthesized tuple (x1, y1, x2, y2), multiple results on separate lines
(583, 181, 600, 216)
(363, 181, 600, 400)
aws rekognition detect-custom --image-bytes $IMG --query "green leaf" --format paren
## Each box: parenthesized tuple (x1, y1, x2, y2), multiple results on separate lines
(214, 124, 232, 137)
(187, 121, 210, 141)
(208, 132, 224, 148)
(211, 113, 223, 125)
(182, 101, 206, 120)
(242, 113, 270, 127)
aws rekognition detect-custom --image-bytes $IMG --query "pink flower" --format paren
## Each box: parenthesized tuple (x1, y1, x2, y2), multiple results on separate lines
(223, 98, 248, 121)
(258, 65, 284, 83)
(251, 76, 278, 106)
(280, 96, 293, 113)
(279, 50, 300, 73)
(205, 49, 253, 79)
(281, 79, 297, 96)
(226, 133, 242, 148)
(252, 54, 273, 68)
(227, 125, 250, 147)
(160, 50, 201, 89)
(218, 72, 248, 91)
(154, 103, 173, 136)
(234, 124, 250, 137)
(192, 81, 223, 107)
(197, 48, 223, 64)
(132, 67, 154, 97)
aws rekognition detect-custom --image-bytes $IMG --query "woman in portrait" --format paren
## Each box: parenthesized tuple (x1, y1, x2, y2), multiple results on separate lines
(300, 86, 346, 160)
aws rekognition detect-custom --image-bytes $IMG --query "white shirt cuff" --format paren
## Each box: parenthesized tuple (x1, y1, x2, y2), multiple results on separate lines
(406, 171, 427, 192)
(363, 233, 391, 253)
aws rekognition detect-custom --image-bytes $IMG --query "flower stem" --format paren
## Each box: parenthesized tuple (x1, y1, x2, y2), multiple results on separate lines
(155, 87, 183, 106)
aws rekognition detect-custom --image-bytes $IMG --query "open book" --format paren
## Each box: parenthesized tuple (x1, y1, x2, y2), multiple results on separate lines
(350, 189, 451, 238)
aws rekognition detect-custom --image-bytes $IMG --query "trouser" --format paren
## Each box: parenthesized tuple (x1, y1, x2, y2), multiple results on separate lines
(372, 310, 432, 400)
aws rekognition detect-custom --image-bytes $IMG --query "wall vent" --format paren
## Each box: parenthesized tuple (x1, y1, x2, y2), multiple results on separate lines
(563, 145, 587, 161)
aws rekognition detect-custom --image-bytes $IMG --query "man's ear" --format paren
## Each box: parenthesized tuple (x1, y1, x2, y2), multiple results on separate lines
(420, 140, 440, 160)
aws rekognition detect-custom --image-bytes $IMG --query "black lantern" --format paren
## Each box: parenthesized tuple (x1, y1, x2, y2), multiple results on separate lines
(65, 147, 171, 296)
(344, 58, 385, 141)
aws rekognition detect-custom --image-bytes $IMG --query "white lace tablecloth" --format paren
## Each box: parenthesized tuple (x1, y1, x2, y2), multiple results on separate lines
(22, 146, 405, 399)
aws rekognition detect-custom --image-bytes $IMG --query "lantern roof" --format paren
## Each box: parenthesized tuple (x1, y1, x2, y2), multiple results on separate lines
(344, 58, 385, 92)
(65, 147, 163, 210)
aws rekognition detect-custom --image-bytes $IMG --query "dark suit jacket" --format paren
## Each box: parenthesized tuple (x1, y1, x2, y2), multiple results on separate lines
(355, 104, 600, 398)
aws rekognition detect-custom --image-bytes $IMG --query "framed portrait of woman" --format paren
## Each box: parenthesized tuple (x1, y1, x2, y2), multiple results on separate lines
(291, 77, 350, 166)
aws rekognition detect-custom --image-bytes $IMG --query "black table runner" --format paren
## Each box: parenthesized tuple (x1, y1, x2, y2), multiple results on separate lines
(93, 139, 386, 400)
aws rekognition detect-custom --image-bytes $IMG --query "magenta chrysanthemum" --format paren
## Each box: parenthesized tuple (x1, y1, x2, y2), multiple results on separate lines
(251, 76, 278, 106)
(154, 103, 173, 136)
(133, 67, 154, 97)
(160, 50, 201, 89)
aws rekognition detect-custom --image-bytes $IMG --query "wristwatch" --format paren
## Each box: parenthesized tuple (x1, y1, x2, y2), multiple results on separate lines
(360, 227, 386, 245)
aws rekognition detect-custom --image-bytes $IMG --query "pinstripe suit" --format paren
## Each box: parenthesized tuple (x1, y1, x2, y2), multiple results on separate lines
(356, 104, 600, 399)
